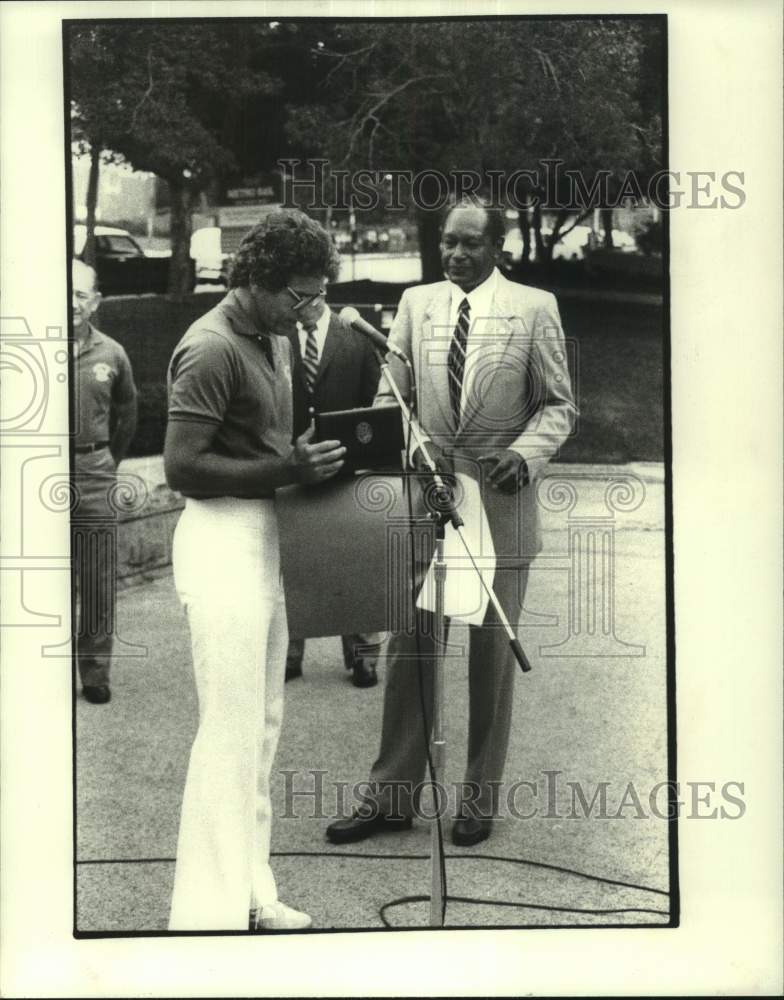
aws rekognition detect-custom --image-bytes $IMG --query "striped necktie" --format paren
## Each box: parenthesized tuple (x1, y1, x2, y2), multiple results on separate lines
(301, 325, 320, 392)
(447, 297, 470, 424)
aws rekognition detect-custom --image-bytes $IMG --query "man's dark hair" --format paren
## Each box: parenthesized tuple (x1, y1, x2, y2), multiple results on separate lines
(229, 209, 341, 290)
(441, 193, 507, 246)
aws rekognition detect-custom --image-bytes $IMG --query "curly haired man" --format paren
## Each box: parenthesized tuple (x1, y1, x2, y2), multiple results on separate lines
(164, 210, 346, 931)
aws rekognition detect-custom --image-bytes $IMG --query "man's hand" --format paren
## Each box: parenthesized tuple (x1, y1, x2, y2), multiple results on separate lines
(478, 449, 529, 494)
(294, 424, 346, 484)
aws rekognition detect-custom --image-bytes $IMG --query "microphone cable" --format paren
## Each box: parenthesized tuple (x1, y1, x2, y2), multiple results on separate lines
(270, 848, 671, 927)
(363, 354, 669, 929)
(77, 849, 672, 928)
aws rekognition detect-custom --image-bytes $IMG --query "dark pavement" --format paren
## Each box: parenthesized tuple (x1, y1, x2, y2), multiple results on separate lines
(76, 463, 672, 933)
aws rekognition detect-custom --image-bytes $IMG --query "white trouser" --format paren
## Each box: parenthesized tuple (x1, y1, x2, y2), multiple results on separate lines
(168, 497, 288, 930)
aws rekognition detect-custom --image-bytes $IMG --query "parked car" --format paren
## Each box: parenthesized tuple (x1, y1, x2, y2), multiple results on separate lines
(74, 225, 194, 295)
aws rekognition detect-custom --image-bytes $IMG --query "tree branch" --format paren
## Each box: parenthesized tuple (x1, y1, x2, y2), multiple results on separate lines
(548, 208, 594, 248)
(130, 47, 155, 129)
(319, 41, 378, 84)
(533, 47, 561, 94)
(337, 73, 447, 165)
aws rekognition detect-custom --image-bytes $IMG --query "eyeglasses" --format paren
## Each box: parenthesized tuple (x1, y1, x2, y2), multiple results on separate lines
(286, 285, 327, 312)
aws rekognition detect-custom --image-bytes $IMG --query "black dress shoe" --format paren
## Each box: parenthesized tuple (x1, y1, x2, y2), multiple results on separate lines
(451, 815, 492, 847)
(83, 685, 111, 705)
(285, 659, 303, 683)
(351, 660, 378, 688)
(326, 809, 412, 844)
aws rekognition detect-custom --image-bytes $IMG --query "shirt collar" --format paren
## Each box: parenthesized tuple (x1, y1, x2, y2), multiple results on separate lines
(297, 306, 330, 338)
(220, 287, 272, 339)
(75, 323, 102, 355)
(448, 267, 499, 316)
(220, 288, 283, 370)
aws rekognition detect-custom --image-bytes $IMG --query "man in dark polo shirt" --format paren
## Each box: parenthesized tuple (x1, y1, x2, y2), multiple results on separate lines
(71, 258, 137, 705)
(164, 210, 346, 932)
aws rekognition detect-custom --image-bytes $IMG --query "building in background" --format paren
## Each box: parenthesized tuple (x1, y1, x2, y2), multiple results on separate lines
(72, 154, 158, 235)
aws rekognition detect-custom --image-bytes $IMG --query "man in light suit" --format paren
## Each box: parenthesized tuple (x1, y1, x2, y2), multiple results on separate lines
(326, 198, 576, 846)
(285, 301, 383, 688)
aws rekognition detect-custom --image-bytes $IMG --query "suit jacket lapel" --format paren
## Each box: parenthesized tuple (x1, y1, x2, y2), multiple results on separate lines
(314, 313, 341, 385)
(286, 328, 311, 393)
(422, 283, 455, 430)
(458, 276, 523, 436)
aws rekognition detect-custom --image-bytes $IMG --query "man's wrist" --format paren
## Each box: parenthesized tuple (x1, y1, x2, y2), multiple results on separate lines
(287, 451, 306, 485)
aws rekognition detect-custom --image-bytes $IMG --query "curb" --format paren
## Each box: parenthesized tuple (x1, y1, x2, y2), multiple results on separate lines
(550, 287, 663, 306)
(114, 458, 665, 589)
(548, 461, 665, 484)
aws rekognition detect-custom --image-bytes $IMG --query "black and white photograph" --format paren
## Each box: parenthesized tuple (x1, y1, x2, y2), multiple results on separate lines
(66, 11, 675, 935)
(0, 0, 781, 996)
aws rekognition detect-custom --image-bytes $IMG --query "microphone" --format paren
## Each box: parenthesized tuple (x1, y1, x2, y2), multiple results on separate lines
(339, 306, 408, 364)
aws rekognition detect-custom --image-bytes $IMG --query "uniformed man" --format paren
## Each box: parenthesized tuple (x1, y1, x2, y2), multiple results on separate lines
(71, 258, 138, 704)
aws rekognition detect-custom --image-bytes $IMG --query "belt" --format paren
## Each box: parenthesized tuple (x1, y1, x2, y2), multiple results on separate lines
(74, 441, 110, 454)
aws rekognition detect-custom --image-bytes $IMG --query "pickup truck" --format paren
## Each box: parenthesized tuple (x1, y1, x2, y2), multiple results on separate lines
(74, 225, 195, 296)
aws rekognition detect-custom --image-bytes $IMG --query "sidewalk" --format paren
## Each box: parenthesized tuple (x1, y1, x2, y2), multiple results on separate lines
(76, 462, 671, 932)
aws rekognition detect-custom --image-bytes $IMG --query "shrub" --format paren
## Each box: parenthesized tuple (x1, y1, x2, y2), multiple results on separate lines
(130, 381, 168, 458)
(635, 217, 663, 256)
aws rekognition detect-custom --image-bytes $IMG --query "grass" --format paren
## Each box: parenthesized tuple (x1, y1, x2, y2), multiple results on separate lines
(96, 287, 665, 464)
(557, 297, 664, 463)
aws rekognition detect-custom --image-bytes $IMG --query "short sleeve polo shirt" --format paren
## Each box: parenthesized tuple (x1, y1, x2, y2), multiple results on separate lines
(167, 289, 295, 473)
(73, 325, 136, 447)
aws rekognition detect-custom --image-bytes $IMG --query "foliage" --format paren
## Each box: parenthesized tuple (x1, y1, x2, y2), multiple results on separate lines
(131, 380, 169, 457)
(69, 18, 665, 282)
(284, 18, 664, 274)
(70, 22, 280, 187)
(635, 216, 663, 256)
(69, 22, 281, 291)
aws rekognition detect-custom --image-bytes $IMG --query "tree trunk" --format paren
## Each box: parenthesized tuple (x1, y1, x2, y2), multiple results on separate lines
(82, 144, 101, 267)
(601, 207, 614, 249)
(532, 202, 546, 263)
(519, 207, 531, 264)
(546, 208, 571, 263)
(416, 208, 442, 284)
(168, 180, 196, 295)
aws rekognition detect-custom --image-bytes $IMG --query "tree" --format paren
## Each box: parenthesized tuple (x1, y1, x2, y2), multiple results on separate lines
(69, 18, 664, 287)
(69, 22, 280, 293)
(284, 18, 663, 279)
(69, 30, 128, 267)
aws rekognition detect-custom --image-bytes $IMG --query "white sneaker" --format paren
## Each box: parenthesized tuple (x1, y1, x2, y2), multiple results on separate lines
(251, 901, 312, 931)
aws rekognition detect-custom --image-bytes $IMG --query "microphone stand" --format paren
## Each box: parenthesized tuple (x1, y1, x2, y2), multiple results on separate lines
(371, 347, 532, 929)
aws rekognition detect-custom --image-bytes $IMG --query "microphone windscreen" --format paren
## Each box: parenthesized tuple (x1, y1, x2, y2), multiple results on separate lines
(339, 306, 361, 328)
